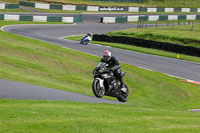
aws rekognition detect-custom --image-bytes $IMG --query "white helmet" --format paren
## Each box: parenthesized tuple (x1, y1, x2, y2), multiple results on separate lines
(103, 50, 111, 61)
(87, 32, 92, 36)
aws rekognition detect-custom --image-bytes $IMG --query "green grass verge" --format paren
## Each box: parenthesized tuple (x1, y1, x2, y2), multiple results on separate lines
(0, 99, 200, 133)
(66, 35, 200, 63)
(0, 9, 32, 13)
(1, 21, 200, 132)
(4, 0, 200, 8)
(0, 20, 70, 24)
(23, 0, 200, 8)
(107, 23, 200, 48)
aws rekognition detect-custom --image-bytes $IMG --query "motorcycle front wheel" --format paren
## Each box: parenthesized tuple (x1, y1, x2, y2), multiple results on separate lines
(92, 79, 105, 98)
(84, 40, 89, 45)
(117, 85, 129, 102)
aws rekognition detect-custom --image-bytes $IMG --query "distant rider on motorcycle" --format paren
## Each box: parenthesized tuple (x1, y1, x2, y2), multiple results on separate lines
(80, 32, 92, 45)
(100, 50, 125, 89)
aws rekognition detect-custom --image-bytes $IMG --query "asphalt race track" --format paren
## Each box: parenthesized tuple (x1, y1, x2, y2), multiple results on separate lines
(1, 14, 200, 103)
(0, 79, 126, 104)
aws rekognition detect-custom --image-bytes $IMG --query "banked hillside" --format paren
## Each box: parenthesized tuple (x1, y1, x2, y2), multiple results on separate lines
(1, 20, 200, 132)
(0, 0, 200, 132)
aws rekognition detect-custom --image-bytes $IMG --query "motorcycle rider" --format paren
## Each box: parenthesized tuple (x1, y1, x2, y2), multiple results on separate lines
(100, 50, 125, 89)
(81, 32, 92, 44)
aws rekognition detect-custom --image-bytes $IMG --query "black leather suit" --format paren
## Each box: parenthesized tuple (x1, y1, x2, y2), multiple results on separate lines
(100, 56, 123, 83)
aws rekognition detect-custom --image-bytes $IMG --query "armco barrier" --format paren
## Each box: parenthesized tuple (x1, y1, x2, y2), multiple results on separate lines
(0, 14, 82, 23)
(19, 1, 200, 13)
(101, 14, 200, 23)
(0, 3, 19, 9)
(93, 34, 200, 57)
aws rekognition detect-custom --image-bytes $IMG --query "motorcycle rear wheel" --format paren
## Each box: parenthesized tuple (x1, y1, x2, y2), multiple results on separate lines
(117, 85, 129, 102)
(92, 79, 105, 98)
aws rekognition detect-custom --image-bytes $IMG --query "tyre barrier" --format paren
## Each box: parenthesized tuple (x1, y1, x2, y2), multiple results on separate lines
(0, 14, 82, 23)
(101, 14, 200, 23)
(19, 1, 200, 13)
(93, 34, 200, 57)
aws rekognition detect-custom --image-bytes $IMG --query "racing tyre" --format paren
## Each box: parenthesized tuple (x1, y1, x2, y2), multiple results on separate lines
(92, 79, 105, 98)
(117, 85, 129, 102)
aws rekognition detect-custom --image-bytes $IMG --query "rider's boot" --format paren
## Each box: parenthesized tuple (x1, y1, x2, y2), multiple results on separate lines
(120, 81, 126, 93)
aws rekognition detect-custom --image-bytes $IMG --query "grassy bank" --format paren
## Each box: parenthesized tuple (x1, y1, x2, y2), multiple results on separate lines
(1, 21, 200, 132)
(1, 21, 200, 107)
(107, 23, 200, 48)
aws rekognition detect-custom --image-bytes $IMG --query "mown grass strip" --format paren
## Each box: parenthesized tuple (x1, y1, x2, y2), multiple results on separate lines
(0, 99, 200, 133)
(0, 9, 32, 13)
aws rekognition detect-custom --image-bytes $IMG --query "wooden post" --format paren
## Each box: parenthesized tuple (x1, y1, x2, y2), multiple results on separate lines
(156, 20, 158, 28)
(137, 21, 140, 28)
(141, 21, 143, 28)
(191, 22, 194, 31)
(139, 21, 141, 28)
(178, 21, 180, 25)
(172, 21, 175, 30)
(138, 21, 142, 28)
(142, 21, 144, 28)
